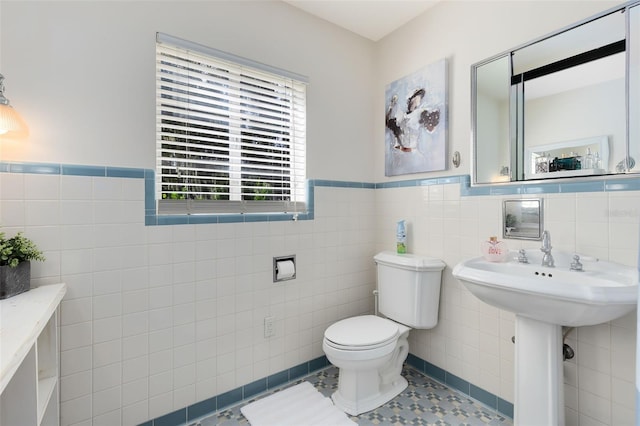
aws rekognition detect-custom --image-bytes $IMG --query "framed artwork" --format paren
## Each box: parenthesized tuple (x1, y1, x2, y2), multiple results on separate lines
(384, 59, 448, 176)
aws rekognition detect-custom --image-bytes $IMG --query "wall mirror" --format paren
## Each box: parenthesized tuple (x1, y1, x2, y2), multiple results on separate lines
(503, 199, 543, 240)
(472, 2, 640, 185)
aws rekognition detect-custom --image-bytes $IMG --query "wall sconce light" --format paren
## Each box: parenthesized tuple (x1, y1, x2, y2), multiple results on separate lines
(0, 73, 29, 139)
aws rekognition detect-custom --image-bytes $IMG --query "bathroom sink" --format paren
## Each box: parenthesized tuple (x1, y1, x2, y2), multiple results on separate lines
(452, 249, 638, 327)
(454, 247, 638, 425)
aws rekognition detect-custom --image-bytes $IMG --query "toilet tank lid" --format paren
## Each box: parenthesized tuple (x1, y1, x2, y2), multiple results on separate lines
(374, 251, 445, 271)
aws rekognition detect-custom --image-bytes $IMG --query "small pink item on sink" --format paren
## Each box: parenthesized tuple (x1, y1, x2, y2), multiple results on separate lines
(481, 236, 508, 262)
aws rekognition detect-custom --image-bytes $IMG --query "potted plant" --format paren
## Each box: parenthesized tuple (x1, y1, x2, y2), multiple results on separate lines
(505, 213, 518, 236)
(0, 231, 45, 299)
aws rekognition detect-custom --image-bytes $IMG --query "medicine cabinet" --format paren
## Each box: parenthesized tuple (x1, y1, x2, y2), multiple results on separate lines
(472, 1, 640, 185)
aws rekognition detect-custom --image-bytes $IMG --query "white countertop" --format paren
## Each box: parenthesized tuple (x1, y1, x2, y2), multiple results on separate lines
(0, 284, 67, 394)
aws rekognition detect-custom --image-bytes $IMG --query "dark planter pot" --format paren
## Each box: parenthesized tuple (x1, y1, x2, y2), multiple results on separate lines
(0, 261, 31, 300)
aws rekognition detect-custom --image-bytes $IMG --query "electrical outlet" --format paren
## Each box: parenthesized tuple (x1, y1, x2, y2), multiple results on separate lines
(264, 316, 275, 338)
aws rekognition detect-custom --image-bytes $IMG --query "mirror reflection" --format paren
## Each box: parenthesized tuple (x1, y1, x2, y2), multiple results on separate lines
(522, 52, 625, 179)
(511, 9, 625, 75)
(472, 4, 637, 185)
(474, 55, 510, 183)
(503, 199, 543, 240)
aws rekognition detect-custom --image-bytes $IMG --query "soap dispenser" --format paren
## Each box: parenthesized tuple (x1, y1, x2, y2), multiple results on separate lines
(481, 236, 509, 262)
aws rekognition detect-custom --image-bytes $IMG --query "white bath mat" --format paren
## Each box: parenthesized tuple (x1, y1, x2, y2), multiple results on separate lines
(240, 381, 356, 426)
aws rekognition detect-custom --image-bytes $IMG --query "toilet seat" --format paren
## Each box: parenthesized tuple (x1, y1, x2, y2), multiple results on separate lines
(324, 315, 399, 351)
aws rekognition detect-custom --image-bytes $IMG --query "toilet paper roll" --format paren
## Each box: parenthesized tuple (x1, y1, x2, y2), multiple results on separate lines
(276, 260, 296, 281)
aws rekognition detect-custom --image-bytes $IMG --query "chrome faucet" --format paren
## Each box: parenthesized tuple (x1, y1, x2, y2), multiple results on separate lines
(540, 230, 554, 267)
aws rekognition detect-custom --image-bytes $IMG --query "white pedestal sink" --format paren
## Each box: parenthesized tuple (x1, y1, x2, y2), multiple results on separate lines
(453, 249, 637, 426)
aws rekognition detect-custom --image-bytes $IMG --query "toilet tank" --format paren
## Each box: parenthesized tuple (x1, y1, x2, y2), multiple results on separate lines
(374, 251, 445, 329)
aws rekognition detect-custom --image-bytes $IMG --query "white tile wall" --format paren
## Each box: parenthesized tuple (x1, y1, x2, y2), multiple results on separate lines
(1, 171, 636, 425)
(0, 174, 376, 425)
(375, 183, 638, 426)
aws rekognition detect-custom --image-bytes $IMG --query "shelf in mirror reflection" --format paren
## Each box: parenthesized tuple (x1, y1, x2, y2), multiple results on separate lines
(525, 168, 606, 180)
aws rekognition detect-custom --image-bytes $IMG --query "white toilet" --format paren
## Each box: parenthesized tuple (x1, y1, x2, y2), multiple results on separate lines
(322, 250, 445, 416)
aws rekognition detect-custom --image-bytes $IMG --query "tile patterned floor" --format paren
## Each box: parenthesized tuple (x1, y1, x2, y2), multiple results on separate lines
(195, 365, 513, 426)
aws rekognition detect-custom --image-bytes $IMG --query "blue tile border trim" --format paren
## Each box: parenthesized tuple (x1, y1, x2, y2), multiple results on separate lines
(7, 162, 62, 175)
(375, 173, 640, 197)
(4, 161, 640, 226)
(406, 353, 513, 419)
(375, 175, 465, 189)
(461, 175, 640, 196)
(140, 355, 331, 426)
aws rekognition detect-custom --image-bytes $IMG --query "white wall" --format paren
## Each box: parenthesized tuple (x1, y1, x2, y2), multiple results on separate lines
(375, 1, 636, 425)
(0, 0, 375, 183)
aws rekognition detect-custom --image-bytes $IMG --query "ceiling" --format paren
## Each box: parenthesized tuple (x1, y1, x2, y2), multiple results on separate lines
(283, 0, 441, 41)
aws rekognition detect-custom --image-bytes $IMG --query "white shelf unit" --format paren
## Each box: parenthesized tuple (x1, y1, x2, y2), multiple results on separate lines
(0, 284, 67, 426)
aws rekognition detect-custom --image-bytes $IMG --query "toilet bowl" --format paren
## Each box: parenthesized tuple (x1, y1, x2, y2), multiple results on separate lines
(323, 315, 410, 416)
(322, 251, 445, 416)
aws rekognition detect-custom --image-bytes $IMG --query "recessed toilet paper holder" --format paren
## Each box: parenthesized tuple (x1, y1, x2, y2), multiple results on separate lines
(273, 255, 296, 282)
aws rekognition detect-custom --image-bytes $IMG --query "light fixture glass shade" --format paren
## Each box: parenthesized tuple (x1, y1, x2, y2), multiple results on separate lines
(0, 104, 29, 138)
(0, 73, 28, 139)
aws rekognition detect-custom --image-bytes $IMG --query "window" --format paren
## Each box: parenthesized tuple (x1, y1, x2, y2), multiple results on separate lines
(155, 33, 307, 215)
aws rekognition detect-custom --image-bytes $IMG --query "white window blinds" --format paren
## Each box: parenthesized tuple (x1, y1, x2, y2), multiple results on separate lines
(156, 33, 307, 215)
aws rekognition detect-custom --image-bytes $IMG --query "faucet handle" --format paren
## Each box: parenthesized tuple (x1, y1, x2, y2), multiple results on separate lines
(570, 254, 583, 272)
(517, 249, 529, 264)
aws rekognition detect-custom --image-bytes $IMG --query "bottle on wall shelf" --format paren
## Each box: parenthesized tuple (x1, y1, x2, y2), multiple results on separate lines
(481, 236, 509, 262)
(594, 151, 601, 169)
(535, 153, 549, 174)
(584, 148, 594, 169)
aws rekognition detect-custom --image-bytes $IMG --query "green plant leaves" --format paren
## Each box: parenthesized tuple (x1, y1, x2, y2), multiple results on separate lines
(0, 231, 45, 267)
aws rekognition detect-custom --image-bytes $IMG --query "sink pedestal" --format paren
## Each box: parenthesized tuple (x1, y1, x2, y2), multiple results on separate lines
(515, 315, 564, 426)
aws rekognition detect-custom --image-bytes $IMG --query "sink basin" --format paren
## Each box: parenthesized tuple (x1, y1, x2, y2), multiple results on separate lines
(452, 249, 637, 326)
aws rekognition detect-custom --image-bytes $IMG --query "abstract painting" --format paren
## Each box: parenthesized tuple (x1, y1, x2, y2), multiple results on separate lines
(384, 59, 448, 176)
